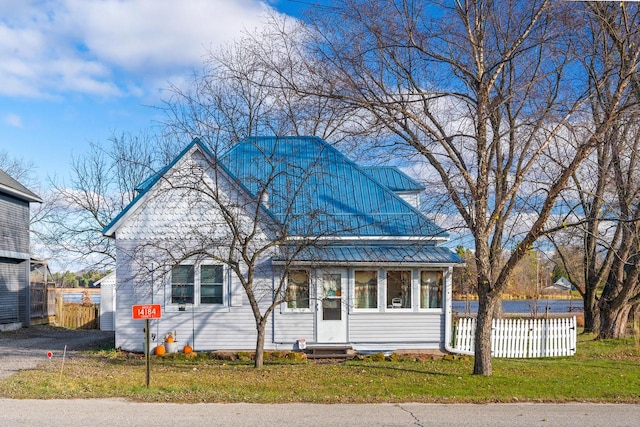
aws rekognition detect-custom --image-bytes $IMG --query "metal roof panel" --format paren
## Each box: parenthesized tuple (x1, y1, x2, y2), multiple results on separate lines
(220, 136, 446, 238)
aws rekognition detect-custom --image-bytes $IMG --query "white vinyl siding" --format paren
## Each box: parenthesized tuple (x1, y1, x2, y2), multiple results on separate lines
(349, 313, 444, 347)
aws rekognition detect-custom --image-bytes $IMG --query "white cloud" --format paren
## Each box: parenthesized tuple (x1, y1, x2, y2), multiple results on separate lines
(4, 113, 23, 127)
(0, 0, 280, 99)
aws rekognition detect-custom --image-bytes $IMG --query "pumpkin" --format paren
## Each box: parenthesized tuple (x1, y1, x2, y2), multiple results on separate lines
(166, 334, 174, 343)
(155, 344, 166, 356)
(183, 344, 193, 354)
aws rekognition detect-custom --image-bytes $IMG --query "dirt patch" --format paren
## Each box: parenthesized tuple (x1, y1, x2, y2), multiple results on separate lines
(0, 325, 114, 379)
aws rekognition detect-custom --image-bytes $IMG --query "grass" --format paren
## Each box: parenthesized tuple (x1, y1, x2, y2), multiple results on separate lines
(1, 333, 639, 403)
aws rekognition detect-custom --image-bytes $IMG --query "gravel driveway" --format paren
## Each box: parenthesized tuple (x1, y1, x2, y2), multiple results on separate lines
(0, 325, 114, 379)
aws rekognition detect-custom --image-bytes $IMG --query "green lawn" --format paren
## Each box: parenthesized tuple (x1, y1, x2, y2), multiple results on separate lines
(1, 333, 639, 403)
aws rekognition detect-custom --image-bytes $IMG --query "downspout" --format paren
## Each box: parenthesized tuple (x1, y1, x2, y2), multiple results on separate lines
(444, 265, 472, 355)
(443, 266, 455, 353)
(271, 266, 276, 349)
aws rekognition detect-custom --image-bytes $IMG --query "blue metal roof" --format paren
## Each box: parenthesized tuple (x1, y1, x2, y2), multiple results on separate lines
(360, 166, 425, 192)
(274, 244, 462, 264)
(220, 136, 446, 238)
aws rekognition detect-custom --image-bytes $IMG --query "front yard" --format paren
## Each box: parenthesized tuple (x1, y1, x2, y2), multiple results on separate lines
(1, 333, 639, 403)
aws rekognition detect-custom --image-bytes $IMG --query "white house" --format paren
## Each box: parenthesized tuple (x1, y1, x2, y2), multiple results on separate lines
(103, 137, 462, 353)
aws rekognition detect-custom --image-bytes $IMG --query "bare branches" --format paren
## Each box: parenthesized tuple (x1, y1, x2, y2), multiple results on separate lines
(39, 133, 176, 270)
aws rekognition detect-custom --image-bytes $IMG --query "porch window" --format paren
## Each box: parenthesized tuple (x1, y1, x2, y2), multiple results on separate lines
(171, 265, 194, 304)
(286, 270, 309, 309)
(387, 270, 412, 308)
(420, 271, 443, 309)
(355, 270, 378, 309)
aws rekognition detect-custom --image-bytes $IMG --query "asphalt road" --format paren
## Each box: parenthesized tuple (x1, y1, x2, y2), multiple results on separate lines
(1, 400, 639, 427)
(1, 326, 639, 426)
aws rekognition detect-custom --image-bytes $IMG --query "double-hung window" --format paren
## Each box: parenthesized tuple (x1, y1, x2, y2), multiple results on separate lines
(171, 262, 224, 306)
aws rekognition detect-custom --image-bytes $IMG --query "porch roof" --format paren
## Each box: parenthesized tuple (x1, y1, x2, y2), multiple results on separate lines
(274, 244, 462, 265)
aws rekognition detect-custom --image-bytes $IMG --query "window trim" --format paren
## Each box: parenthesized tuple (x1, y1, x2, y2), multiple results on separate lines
(168, 260, 227, 311)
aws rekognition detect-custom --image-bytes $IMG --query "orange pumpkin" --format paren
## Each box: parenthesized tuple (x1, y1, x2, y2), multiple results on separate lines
(155, 344, 166, 355)
(183, 344, 193, 354)
(166, 334, 174, 343)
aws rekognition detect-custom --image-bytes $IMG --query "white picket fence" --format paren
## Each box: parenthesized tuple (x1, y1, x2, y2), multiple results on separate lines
(453, 316, 577, 358)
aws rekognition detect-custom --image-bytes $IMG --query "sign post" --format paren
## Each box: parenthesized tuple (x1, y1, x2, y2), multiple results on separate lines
(132, 304, 162, 387)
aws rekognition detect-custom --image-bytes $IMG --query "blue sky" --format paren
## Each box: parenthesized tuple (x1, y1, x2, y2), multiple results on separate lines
(0, 0, 310, 188)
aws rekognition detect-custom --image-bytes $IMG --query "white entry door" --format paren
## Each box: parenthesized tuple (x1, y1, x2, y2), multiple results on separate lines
(316, 269, 348, 343)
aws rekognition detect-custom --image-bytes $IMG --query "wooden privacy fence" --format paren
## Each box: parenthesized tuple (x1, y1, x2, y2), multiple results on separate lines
(56, 297, 99, 329)
(453, 317, 577, 358)
(30, 283, 56, 323)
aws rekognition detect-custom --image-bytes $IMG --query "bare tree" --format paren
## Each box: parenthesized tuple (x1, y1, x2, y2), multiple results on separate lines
(40, 133, 176, 270)
(0, 150, 36, 186)
(161, 14, 380, 155)
(597, 121, 640, 338)
(549, 3, 640, 336)
(591, 3, 640, 339)
(285, 0, 640, 375)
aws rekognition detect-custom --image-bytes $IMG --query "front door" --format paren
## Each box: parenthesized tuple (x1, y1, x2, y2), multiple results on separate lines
(316, 269, 348, 343)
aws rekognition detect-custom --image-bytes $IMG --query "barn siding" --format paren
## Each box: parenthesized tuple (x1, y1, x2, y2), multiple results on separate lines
(0, 260, 21, 323)
(0, 194, 31, 326)
(0, 194, 30, 254)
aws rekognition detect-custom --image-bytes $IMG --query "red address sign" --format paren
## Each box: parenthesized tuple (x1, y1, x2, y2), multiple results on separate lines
(132, 304, 162, 320)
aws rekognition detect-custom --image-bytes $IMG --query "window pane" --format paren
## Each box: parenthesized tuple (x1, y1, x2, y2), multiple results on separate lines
(201, 265, 223, 304)
(323, 273, 341, 297)
(355, 270, 377, 309)
(172, 265, 194, 304)
(201, 265, 223, 283)
(287, 270, 309, 309)
(322, 273, 342, 320)
(420, 271, 443, 308)
(387, 271, 412, 308)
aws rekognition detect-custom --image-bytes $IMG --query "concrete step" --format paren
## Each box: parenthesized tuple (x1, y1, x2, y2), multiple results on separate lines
(305, 345, 356, 359)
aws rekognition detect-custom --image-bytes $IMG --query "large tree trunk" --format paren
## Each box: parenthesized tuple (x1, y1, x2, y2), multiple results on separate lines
(473, 291, 499, 376)
(254, 320, 267, 368)
(598, 299, 632, 339)
(582, 285, 600, 333)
